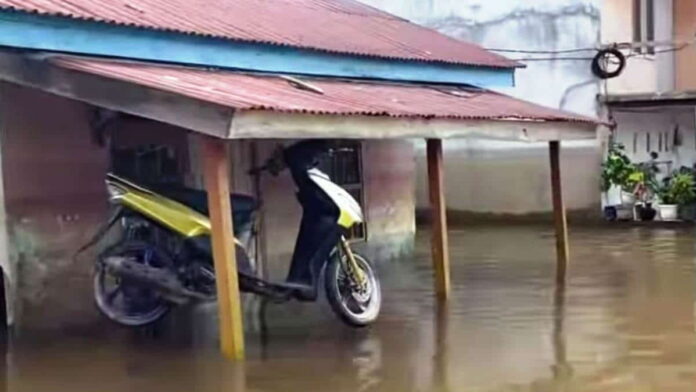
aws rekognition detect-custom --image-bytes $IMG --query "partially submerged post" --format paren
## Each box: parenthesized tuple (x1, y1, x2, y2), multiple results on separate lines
(1, 267, 7, 392)
(0, 267, 6, 344)
(427, 139, 451, 300)
(549, 141, 569, 285)
(202, 136, 245, 360)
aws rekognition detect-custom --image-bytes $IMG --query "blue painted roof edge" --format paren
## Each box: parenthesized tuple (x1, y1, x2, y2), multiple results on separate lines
(0, 10, 515, 87)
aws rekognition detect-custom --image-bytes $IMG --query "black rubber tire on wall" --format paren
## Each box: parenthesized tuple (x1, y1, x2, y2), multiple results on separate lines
(591, 48, 626, 79)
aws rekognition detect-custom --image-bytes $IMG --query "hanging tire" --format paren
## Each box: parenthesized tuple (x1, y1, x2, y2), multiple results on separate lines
(325, 251, 381, 327)
(591, 48, 626, 79)
(94, 241, 171, 327)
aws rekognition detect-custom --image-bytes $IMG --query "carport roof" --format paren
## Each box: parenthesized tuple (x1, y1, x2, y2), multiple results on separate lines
(53, 57, 596, 125)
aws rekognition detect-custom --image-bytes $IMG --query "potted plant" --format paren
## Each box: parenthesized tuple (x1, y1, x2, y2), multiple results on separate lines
(629, 172, 654, 221)
(627, 163, 660, 221)
(676, 166, 696, 221)
(658, 172, 696, 221)
(601, 143, 637, 207)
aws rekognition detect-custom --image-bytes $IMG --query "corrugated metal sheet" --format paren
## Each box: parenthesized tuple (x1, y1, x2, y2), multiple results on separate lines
(0, 0, 518, 68)
(53, 57, 595, 124)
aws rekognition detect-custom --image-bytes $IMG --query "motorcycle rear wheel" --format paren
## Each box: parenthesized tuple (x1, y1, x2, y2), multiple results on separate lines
(94, 241, 171, 327)
(325, 251, 381, 327)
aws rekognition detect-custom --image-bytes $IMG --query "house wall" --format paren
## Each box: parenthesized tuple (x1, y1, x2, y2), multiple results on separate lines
(413, 140, 603, 217)
(611, 106, 696, 172)
(0, 83, 415, 331)
(674, 0, 696, 91)
(0, 82, 111, 332)
(360, 0, 603, 217)
(602, 0, 676, 95)
(223, 139, 416, 281)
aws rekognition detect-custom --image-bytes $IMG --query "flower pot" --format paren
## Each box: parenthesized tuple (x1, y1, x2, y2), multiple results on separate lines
(604, 186, 623, 206)
(659, 204, 679, 221)
(620, 191, 636, 207)
(636, 204, 657, 221)
(603, 206, 617, 221)
(678, 204, 696, 221)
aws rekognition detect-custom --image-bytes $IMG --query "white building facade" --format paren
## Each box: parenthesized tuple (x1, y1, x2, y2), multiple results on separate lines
(602, 0, 696, 177)
(360, 0, 603, 218)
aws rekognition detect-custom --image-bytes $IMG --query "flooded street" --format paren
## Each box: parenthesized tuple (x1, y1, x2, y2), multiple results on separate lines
(4, 224, 696, 392)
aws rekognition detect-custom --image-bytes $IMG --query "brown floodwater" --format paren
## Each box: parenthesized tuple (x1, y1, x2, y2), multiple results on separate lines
(3, 224, 696, 392)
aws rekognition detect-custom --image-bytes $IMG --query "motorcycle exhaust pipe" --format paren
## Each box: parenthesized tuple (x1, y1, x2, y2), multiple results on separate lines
(102, 256, 213, 303)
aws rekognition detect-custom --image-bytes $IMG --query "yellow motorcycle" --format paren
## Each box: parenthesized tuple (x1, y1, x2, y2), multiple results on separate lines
(82, 140, 381, 328)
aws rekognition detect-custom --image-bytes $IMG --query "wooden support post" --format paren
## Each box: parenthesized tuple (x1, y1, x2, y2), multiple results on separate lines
(202, 136, 245, 360)
(1, 268, 7, 392)
(433, 301, 450, 390)
(0, 268, 6, 344)
(427, 139, 451, 300)
(549, 141, 569, 285)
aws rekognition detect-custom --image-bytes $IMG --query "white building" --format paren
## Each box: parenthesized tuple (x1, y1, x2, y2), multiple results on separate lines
(602, 0, 696, 176)
(360, 0, 603, 218)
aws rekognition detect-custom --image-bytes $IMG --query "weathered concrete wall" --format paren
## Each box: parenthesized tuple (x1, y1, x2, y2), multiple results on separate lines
(360, 0, 603, 217)
(414, 140, 603, 218)
(361, 140, 416, 258)
(611, 107, 696, 171)
(0, 82, 110, 332)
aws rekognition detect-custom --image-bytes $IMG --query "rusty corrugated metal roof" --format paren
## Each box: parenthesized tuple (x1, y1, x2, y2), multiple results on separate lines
(52, 57, 596, 124)
(0, 0, 518, 68)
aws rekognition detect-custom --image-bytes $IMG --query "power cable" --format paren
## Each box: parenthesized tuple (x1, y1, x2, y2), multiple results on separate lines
(489, 36, 696, 62)
(487, 48, 596, 54)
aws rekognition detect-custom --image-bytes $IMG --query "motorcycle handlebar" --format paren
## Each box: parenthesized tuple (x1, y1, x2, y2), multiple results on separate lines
(247, 142, 349, 177)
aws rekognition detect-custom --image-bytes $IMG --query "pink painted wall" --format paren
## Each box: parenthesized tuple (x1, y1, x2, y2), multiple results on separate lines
(0, 82, 110, 332)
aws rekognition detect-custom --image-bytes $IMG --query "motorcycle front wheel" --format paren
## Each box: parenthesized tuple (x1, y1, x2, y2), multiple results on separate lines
(94, 241, 171, 327)
(325, 251, 381, 327)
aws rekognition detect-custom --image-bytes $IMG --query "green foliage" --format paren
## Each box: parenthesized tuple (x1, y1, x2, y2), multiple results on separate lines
(631, 161, 660, 201)
(601, 143, 635, 192)
(658, 172, 696, 205)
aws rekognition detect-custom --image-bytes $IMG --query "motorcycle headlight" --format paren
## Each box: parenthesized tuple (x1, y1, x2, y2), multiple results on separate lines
(106, 183, 126, 201)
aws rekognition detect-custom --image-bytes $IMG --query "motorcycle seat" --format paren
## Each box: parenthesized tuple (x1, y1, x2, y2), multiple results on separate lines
(147, 183, 257, 233)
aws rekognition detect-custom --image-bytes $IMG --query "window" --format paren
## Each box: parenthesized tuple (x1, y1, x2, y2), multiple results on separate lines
(633, 0, 655, 55)
(318, 141, 366, 241)
(111, 144, 184, 185)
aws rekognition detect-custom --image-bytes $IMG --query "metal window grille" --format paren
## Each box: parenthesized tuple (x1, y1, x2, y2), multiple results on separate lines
(318, 142, 366, 241)
(111, 145, 183, 185)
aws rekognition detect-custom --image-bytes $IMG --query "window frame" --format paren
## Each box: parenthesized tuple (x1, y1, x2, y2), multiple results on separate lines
(633, 0, 656, 55)
(320, 141, 367, 242)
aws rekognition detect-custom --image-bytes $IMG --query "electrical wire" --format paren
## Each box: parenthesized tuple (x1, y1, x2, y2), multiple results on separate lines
(487, 48, 596, 54)
(489, 37, 696, 62)
(510, 56, 595, 61)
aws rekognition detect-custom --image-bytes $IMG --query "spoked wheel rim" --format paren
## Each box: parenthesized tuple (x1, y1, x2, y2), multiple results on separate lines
(94, 242, 170, 326)
(334, 254, 381, 323)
